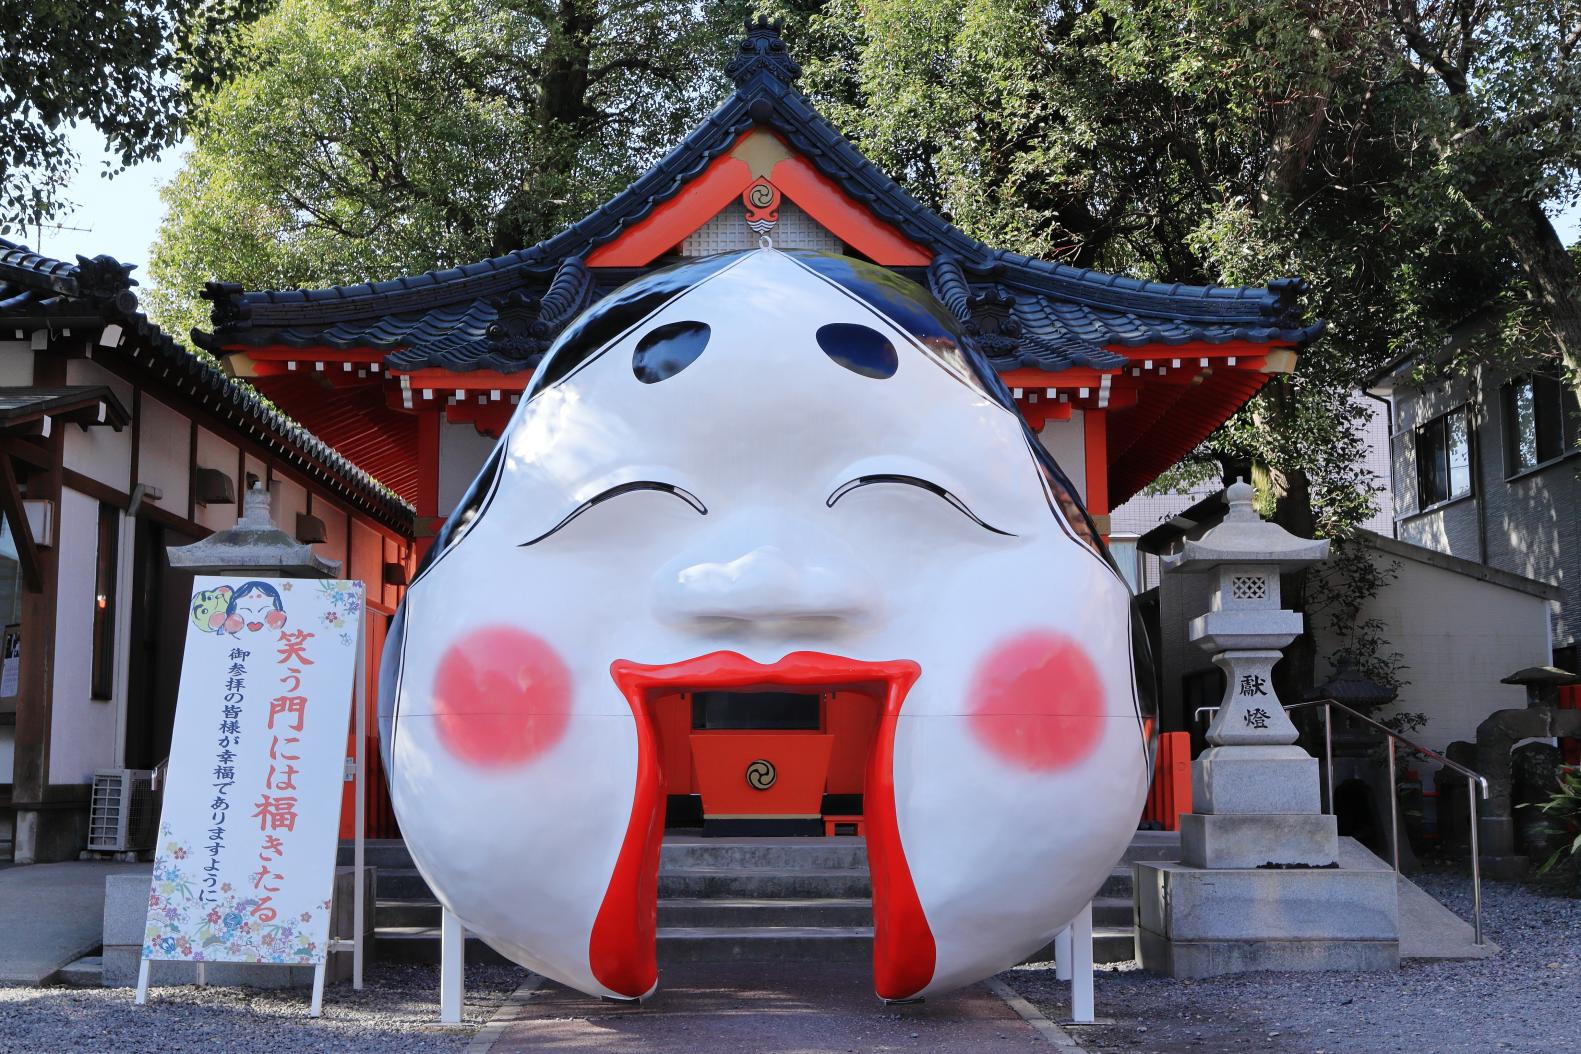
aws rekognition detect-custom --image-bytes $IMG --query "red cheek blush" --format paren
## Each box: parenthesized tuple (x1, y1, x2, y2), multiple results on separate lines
(431, 627, 572, 766)
(969, 631, 1105, 771)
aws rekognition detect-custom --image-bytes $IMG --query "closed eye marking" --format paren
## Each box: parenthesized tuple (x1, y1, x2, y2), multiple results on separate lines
(826, 474, 1016, 536)
(520, 481, 707, 546)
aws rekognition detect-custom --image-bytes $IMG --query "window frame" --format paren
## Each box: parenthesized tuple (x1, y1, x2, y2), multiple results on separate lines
(1503, 372, 1578, 477)
(1413, 405, 1474, 510)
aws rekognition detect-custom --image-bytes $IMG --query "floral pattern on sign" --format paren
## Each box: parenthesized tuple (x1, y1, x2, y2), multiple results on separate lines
(315, 581, 364, 647)
(142, 828, 331, 965)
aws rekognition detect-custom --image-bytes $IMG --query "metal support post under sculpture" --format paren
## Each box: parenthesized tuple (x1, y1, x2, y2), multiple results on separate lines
(1134, 481, 1400, 977)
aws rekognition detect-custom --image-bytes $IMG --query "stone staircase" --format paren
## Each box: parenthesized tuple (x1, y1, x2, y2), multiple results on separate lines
(340, 829, 1181, 966)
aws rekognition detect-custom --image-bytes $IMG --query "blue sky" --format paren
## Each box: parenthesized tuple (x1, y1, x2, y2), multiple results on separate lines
(27, 124, 1581, 277)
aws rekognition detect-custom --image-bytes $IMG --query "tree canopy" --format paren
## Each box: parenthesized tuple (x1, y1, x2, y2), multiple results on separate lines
(145, 0, 750, 337)
(773, 0, 1579, 536)
(0, 0, 266, 233)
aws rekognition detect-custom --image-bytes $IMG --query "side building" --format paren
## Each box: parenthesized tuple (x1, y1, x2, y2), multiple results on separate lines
(0, 239, 415, 863)
(1369, 346, 1581, 670)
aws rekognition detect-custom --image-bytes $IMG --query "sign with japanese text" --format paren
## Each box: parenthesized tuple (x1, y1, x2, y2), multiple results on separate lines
(142, 577, 364, 968)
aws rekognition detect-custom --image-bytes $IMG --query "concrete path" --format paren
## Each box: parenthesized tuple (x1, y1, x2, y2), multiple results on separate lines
(1337, 839, 1499, 959)
(484, 962, 1077, 1053)
(0, 861, 147, 984)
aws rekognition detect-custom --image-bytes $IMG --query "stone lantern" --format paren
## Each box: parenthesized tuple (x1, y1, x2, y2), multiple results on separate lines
(1134, 480, 1400, 977)
(168, 482, 337, 578)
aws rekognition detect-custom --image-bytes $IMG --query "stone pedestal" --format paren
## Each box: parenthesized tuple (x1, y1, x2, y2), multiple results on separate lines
(1135, 481, 1398, 976)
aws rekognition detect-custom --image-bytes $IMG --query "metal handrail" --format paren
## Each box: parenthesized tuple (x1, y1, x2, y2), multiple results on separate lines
(1289, 698, 1490, 944)
(1194, 697, 1490, 945)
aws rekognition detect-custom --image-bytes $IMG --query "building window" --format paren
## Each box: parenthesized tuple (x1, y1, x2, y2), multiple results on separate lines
(91, 502, 118, 700)
(1415, 406, 1472, 507)
(1504, 373, 1577, 473)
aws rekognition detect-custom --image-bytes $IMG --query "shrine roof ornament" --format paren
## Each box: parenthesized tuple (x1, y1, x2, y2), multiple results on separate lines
(196, 20, 1323, 378)
(726, 15, 803, 86)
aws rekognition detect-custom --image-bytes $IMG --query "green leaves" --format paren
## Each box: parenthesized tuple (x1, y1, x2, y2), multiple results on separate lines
(144, 0, 750, 333)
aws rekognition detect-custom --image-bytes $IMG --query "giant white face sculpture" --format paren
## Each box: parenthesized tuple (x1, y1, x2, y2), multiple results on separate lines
(380, 249, 1154, 1002)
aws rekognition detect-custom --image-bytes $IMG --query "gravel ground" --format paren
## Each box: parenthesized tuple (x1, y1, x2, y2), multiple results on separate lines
(0, 961, 528, 1054)
(1008, 869, 1581, 1054)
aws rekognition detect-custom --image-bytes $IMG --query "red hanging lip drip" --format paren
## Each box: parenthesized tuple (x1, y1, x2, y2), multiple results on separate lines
(589, 650, 936, 1001)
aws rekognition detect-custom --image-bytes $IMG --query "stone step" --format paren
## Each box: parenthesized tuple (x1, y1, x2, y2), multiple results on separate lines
(657, 926, 873, 963)
(1027, 927, 1137, 966)
(54, 955, 104, 987)
(368, 920, 1138, 967)
(1122, 831, 1183, 862)
(374, 927, 514, 966)
(1092, 896, 1133, 927)
(659, 897, 873, 928)
(1099, 866, 1134, 899)
(377, 868, 435, 901)
(660, 837, 868, 870)
(337, 840, 415, 870)
(376, 897, 441, 928)
(659, 867, 872, 900)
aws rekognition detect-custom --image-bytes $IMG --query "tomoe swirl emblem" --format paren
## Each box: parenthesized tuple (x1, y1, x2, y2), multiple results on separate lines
(745, 759, 776, 790)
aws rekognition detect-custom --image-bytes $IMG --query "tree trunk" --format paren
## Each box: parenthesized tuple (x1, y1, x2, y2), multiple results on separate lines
(1503, 200, 1581, 386)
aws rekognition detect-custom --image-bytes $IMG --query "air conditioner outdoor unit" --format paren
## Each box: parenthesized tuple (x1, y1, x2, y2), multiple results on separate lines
(88, 768, 158, 853)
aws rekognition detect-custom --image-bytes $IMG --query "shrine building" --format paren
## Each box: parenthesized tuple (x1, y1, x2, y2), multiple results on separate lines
(2, 20, 1321, 856)
(199, 20, 1320, 544)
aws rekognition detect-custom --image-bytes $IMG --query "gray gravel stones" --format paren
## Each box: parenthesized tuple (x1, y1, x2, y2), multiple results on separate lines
(0, 962, 527, 1054)
(1007, 869, 1581, 1054)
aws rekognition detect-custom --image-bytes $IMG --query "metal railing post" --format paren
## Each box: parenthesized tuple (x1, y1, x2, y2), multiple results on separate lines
(1283, 698, 1489, 949)
(1468, 779, 1483, 945)
(1323, 703, 1334, 815)
(1386, 739, 1399, 872)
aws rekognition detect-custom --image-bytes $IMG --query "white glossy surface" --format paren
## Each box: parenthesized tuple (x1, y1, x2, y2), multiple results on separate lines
(383, 249, 1148, 999)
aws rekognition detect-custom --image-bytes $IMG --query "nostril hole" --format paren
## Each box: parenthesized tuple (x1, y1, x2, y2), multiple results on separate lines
(816, 322, 898, 379)
(633, 320, 711, 383)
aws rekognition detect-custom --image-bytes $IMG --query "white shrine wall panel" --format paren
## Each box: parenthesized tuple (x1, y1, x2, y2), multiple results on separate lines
(136, 396, 190, 516)
(1039, 413, 1087, 505)
(63, 357, 133, 488)
(48, 487, 119, 782)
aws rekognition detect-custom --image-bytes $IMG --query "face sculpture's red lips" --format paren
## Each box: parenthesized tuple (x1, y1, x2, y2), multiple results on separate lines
(588, 651, 934, 1002)
(610, 649, 917, 698)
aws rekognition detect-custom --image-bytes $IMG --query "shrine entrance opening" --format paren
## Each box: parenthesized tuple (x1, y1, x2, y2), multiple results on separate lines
(653, 688, 879, 836)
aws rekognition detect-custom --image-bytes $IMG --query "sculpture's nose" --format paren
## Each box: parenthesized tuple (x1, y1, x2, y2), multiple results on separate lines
(652, 513, 882, 631)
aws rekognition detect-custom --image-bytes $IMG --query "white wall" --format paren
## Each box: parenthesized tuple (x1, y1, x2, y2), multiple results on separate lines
(138, 396, 190, 516)
(438, 422, 497, 514)
(194, 427, 241, 534)
(63, 358, 133, 488)
(47, 488, 119, 782)
(0, 340, 34, 384)
(1038, 412, 1086, 500)
(1311, 545, 1554, 752)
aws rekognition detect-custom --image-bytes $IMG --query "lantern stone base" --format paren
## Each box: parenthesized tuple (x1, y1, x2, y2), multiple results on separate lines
(1180, 812, 1339, 869)
(1134, 841, 1399, 978)
(1193, 746, 1322, 814)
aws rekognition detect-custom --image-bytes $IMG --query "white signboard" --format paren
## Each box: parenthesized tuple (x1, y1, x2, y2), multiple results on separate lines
(142, 577, 363, 968)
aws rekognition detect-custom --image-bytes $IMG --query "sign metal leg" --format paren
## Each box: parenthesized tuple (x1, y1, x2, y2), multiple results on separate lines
(134, 959, 150, 1005)
(310, 961, 326, 1018)
(1069, 900, 1094, 1024)
(1054, 925, 1072, 981)
(440, 909, 464, 1024)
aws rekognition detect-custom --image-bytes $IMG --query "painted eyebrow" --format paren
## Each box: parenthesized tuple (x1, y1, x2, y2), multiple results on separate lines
(825, 474, 1016, 536)
(519, 481, 707, 546)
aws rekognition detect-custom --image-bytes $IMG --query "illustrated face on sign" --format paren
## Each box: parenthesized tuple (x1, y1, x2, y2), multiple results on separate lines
(380, 250, 1154, 1002)
(227, 581, 288, 635)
